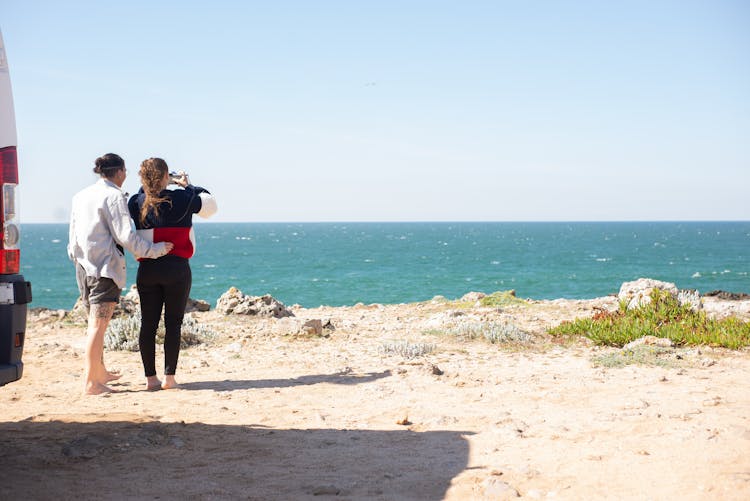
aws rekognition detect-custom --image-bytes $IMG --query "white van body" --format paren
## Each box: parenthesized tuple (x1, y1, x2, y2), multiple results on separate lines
(0, 30, 17, 149)
(0, 28, 31, 387)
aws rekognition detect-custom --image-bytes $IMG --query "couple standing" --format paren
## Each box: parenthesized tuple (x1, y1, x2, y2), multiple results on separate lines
(68, 153, 217, 394)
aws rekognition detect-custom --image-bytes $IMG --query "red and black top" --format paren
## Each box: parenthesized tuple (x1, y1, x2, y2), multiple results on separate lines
(128, 185, 217, 260)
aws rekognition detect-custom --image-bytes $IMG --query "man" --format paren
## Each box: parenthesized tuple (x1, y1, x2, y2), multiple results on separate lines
(68, 153, 173, 395)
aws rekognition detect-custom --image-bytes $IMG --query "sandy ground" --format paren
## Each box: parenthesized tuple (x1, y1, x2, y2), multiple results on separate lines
(2, 295, 750, 500)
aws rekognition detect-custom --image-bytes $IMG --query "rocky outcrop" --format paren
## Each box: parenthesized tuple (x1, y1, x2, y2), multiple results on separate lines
(121, 286, 144, 314)
(186, 298, 211, 313)
(69, 295, 138, 320)
(68, 285, 210, 320)
(618, 278, 677, 309)
(623, 335, 674, 350)
(260, 316, 335, 336)
(618, 278, 702, 311)
(704, 290, 750, 301)
(216, 287, 294, 318)
(460, 292, 486, 302)
(701, 295, 750, 320)
(122, 285, 211, 313)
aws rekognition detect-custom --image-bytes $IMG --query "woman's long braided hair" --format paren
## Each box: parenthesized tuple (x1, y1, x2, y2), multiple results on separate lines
(138, 157, 172, 225)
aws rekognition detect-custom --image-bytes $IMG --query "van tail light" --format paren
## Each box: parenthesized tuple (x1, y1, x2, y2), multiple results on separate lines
(0, 146, 20, 274)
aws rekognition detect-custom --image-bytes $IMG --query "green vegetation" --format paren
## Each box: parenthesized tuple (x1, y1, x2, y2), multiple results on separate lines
(426, 320, 531, 345)
(548, 289, 750, 349)
(378, 340, 436, 359)
(452, 321, 530, 344)
(105, 312, 217, 351)
(591, 345, 680, 368)
(440, 290, 528, 309)
(478, 291, 528, 308)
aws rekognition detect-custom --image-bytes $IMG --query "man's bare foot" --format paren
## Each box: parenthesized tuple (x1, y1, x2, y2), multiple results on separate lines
(93, 367, 121, 384)
(162, 375, 179, 390)
(146, 376, 162, 391)
(84, 381, 115, 395)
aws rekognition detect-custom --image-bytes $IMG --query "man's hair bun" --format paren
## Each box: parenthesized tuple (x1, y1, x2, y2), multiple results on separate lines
(94, 153, 124, 175)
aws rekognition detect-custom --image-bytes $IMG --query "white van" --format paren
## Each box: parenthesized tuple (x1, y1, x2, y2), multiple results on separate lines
(0, 28, 32, 386)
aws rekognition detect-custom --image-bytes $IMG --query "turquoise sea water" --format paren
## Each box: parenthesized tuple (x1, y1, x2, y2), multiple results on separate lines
(22, 222, 750, 310)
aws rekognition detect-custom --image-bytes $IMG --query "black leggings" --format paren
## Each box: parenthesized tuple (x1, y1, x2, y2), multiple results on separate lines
(137, 256, 192, 377)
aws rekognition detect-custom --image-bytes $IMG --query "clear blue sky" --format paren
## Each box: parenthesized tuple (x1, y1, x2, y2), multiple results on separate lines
(1, 0, 748, 222)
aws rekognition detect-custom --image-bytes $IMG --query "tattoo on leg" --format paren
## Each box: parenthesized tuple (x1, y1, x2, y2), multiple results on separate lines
(92, 302, 116, 319)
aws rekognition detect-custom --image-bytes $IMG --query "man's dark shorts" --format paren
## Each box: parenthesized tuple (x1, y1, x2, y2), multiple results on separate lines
(76, 264, 121, 310)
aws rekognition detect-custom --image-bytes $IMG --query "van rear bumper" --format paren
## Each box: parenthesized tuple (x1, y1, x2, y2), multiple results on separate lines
(0, 274, 31, 386)
(0, 361, 22, 385)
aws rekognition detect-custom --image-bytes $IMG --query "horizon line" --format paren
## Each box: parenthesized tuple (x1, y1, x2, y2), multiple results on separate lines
(22, 219, 750, 225)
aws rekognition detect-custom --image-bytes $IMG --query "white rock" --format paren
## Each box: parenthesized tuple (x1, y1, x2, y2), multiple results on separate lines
(216, 287, 294, 318)
(461, 291, 486, 302)
(482, 478, 519, 498)
(618, 278, 678, 310)
(623, 335, 673, 350)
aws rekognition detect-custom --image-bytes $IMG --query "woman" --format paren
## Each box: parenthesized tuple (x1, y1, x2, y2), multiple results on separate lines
(128, 158, 217, 390)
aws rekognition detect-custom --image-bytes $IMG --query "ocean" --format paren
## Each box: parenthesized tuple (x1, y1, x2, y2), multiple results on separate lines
(22, 222, 750, 311)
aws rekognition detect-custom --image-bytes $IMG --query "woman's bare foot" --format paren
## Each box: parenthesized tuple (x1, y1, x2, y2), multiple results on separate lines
(84, 381, 115, 395)
(162, 375, 179, 390)
(146, 376, 162, 391)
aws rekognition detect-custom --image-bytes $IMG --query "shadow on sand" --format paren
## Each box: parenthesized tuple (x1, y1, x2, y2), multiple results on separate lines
(178, 369, 393, 392)
(0, 418, 471, 499)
